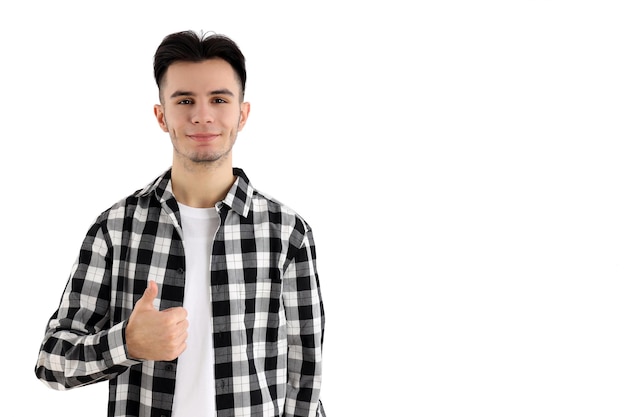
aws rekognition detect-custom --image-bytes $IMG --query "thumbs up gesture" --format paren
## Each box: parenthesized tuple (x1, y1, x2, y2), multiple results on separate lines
(126, 281, 188, 361)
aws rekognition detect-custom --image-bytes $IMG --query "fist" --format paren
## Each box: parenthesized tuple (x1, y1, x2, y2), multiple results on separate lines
(126, 281, 188, 361)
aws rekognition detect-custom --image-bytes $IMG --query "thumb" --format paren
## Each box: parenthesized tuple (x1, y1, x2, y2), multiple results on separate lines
(135, 280, 158, 311)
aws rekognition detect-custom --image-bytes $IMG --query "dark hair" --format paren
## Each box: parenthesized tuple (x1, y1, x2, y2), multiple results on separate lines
(153, 30, 247, 99)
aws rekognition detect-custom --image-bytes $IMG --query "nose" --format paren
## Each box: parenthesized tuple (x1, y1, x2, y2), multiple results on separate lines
(191, 102, 214, 124)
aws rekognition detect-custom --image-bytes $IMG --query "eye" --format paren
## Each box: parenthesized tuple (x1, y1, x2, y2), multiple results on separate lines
(177, 99, 193, 105)
(213, 98, 227, 104)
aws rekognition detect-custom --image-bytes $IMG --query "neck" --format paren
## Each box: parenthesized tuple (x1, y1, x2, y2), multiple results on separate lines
(171, 159, 235, 208)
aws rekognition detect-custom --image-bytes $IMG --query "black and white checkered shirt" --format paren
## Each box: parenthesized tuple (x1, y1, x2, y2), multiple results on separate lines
(35, 168, 326, 417)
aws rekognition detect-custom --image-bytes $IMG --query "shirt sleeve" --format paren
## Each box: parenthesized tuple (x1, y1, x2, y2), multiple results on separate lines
(283, 225, 326, 417)
(34, 219, 140, 390)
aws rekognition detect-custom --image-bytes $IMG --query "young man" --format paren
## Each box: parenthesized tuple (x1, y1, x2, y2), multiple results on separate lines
(35, 30, 326, 417)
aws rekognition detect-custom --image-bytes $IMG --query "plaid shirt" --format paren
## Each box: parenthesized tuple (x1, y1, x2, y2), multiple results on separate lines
(35, 168, 326, 417)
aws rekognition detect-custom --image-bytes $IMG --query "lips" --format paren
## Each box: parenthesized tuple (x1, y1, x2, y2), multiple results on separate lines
(188, 133, 220, 142)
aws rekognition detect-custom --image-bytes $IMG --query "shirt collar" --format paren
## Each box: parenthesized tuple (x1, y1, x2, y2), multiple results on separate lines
(137, 167, 254, 218)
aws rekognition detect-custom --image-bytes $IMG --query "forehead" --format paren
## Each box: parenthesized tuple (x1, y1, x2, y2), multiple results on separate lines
(161, 59, 241, 94)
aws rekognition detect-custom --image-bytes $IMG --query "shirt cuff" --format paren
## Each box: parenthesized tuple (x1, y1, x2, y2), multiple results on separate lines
(105, 321, 142, 367)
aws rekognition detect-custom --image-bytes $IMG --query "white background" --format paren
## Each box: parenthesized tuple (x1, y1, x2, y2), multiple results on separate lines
(1, 1, 626, 416)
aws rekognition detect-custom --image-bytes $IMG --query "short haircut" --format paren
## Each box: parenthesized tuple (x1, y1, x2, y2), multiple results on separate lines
(153, 30, 247, 100)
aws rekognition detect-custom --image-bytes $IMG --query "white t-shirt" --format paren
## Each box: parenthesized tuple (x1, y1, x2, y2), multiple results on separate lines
(172, 203, 220, 417)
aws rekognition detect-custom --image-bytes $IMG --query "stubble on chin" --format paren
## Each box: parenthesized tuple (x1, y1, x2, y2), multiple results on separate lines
(173, 138, 237, 172)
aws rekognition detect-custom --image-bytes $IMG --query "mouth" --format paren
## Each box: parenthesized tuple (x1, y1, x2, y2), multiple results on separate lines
(188, 133, 220, 143)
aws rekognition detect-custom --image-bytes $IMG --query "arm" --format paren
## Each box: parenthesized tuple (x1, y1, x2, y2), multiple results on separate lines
(34, 220, 140, 390)
(283, 226, 326, 417)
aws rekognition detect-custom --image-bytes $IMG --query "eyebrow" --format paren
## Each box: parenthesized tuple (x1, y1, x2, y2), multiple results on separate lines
(169, 89, 236, 99)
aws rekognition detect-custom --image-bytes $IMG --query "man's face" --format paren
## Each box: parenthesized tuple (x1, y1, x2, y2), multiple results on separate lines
(154, 59, 250, 168)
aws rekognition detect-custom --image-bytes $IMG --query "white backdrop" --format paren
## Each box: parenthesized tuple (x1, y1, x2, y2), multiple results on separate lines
(2, 1, 626, 416)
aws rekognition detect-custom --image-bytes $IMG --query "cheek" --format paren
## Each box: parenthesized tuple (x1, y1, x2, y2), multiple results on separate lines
(235, 114, 245, 130)
(161, 110, 184, 132)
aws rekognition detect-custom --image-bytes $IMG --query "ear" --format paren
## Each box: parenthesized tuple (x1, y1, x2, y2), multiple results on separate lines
(154, 104, 169, 132)
(237, 102, 251, 132)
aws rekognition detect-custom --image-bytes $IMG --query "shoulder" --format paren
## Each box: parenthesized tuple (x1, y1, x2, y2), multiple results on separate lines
(91, 171, 170, 229)
(232, 168, 312, 234)
(249, 187, 312, 236)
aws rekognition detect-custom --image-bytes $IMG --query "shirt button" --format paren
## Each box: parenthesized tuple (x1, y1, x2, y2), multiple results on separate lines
(177, 268, 184, 274)
(165, 364, 174, 371)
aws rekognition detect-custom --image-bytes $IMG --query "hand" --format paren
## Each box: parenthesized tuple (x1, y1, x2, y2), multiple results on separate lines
(126, 281, 188, 361)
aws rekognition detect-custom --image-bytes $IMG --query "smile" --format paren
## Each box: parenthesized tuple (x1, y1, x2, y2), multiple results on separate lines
(188, 133, 219, 142)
